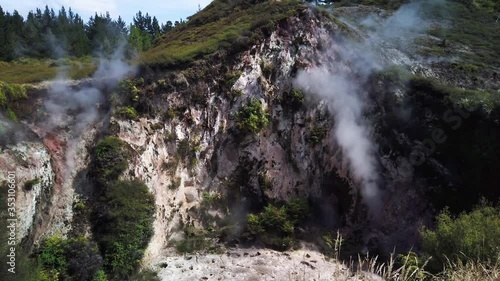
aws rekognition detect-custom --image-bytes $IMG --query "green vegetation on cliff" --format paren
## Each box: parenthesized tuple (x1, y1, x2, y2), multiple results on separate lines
(91, 137, 156, 279)
(36, 236, 104, 281)
(236, 99, 270, 134)
(246, 198, 310, 250)
(0, 81, 27, 121)
(92, 137, 130, 186)
(408, 75, 500, 111)
(93, 180, 155, 278)
(140, 0, 304, 67)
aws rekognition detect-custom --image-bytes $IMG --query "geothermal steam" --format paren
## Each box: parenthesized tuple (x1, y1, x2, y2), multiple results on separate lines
(295, 68, 381, 216)
(44, 45, 136, 181)
(295, 1, 430, 217)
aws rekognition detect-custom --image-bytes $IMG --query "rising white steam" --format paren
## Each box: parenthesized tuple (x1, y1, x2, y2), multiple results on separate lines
(295, 68, 381, 217)
(44, 44, 136, 181)
(294, 1, 434, 217)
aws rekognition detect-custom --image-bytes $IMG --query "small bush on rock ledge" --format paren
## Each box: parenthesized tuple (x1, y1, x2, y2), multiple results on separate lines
(236, 99, 270, 134)
(114, 106, 138, 120)
(92, 136, 130, 186)
(246, 198, 310, 250)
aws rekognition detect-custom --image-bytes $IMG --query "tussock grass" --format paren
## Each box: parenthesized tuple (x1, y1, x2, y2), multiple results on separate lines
(438, 256, 500, 281)
(322, 231, 500, 281)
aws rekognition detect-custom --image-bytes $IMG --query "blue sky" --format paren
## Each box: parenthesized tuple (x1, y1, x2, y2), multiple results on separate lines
(1, 0, 213, 25)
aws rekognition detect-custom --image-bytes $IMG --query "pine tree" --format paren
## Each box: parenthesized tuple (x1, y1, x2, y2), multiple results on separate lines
(151, 16, 160, 40)
(0, 6, 8, 60)
(161, 21, 174, 34)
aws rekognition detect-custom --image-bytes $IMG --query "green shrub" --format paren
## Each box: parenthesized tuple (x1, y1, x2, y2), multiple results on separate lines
(451, 62, 480, 73)
(74, 201, 86, 212)
(201, 191, 224, 209)
(230, 88, 244, 98)
(222, 71, 242, 90)
(94, 180, 155, 278)
(116, 79, 140, 103)
(157, 79, 171, 90)
(309, 126, 327, 145)
(421, 204, 500, 272)
(190, 90, 208, 107)
(38, 236, 68, 272)
(0, 91, 6, 108)
(176, 236, 211, 254)
(93, 270, 108, 281)
(168, 177, 181, 190)
(130, 269, 160, 281)
(176, 139, 200, 169)
(164, 130, 177, 143)
(176, 139, 190, 159)
(246, 199, 310, 250)
(3, 83, 27, 100)
(376, 65, 411, 84)
(175, 226, 218, 254)
(92, 137, 130, 186)
(0, 81, 27, 122)
(0, 82, 27, 109)
(164, 108, 176, 120)
(288, 89, 305, 108)
(394, 251, 429, 280)
(247, 205, 294, 250)
(408, 75, 499, 111)
(114, 106, 138, 120)
(37, 236, 104, 281)
(6, 108, 17, 122)
(286, 198, 310, 224)
(236, 99, 270, 134)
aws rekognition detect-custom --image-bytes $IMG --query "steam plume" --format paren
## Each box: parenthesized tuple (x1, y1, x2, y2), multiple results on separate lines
(295, 68, 381, 217)
(295, 1, 433, 217)
(44, 44, 136, 181)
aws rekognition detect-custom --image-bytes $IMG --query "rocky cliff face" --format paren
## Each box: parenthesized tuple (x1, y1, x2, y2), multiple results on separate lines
(106, 7, 437, 262)
(1, 3, 499, 279)
(0, 79, 113, 245)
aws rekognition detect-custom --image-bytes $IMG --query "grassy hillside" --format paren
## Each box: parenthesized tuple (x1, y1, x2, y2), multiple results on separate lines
(336, 0, 500, 68)
(140, 0, 304, 67)
(0, 57, 96, 84)
(419, 1, 500, 68)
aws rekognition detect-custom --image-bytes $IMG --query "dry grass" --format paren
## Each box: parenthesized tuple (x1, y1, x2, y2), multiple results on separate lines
(436, 257, 500, 281)
(322, 232, 500, 281)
